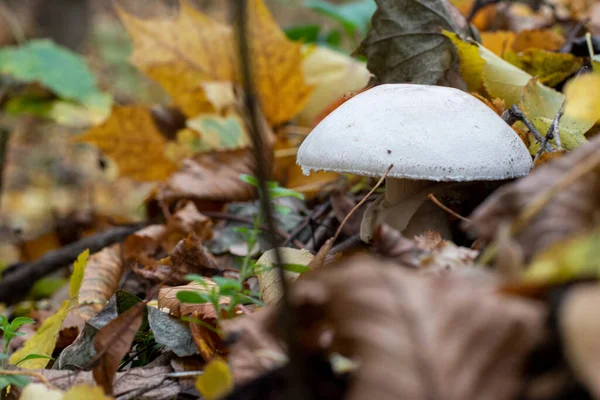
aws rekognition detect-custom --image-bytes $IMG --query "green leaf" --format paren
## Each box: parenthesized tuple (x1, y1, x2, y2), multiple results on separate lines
(186, 113, 250, 152)
(0, 374, 30, 389)
(285, 24, 321, 43)
(357, 0, 475, 85)
(239, 174, 259, 188)
(185, 274, 209, 287)
(269, 186, 304, 200)
(0, 39, 111, 110)
(212, 277, 242, 293)
(176, 291, 211, 304)
(282, 263, 312, 274)
(15, 353, 54, 366)
(9, 317, 35, 331)
(304, 0, 376, 36)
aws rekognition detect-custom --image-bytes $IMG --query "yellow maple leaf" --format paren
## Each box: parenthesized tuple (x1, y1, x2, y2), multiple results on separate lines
(118, 0, 312, 126)
(75, 106, 177, 181)
(117, 1, 235, 117)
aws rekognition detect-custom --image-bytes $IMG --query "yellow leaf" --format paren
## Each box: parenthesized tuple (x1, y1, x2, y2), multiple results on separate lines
(444, 32, 485, 93)
(511, 29, 565, 53)
(195, 359, 233, 400)
(117, 1, 235, 117)
(520, 79, 591, 153)
(63, 384, 113, 400)
(449, 0, 495, 30)
(481, 31, 515, 57)
(19, 383, 64, 400)
(247, 0, 313, 125)
(118, 0, 312, 125)
(75, 106, 177, 181)
(69, 249, 89, 298)
(564, 72, 600, 123)
(525, 231, 600, 284)
(445, 31, 534, 106)
(504, 49, 582, 87)
(297, 45, 370, 126)
(9, 300, 70, 368)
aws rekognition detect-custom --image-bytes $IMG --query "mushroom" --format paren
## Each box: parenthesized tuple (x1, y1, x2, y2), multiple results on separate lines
(296, 84, 533, 241)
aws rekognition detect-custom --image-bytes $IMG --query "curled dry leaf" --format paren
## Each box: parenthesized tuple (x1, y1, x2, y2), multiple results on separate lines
(161, 232, 221, 283)
(189, 315, 228, 362)
(465, 134, 600, 263)
(92, 302, 146, 396)
(164, 201, 214, 249)
(75, 245, 123, 321)
(289, 255, 545, 400)
(330, 191, 367, 237)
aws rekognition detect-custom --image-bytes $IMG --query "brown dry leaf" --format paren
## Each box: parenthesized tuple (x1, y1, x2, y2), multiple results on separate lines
(511, 29, 565, 52)
(164, 201, 213, 250)
(466, 134, 600, 263)
(122, 224, 166, 278)
(559, 284, 600, 398)
(160, 232, 221, 284)
(189, 315, 228, 362)
(93, 302, 145, 395)
(75, 245, 123, 321)
(372, 224, 425, 268)
(221, 306, 285, 384)
(232, 255, 546, 398)
(330, 191, 366, 237)
(76, 106, 177, 181)
(118, 0, 312, 125)
(156, 149, 259, 205)
(449, 0, 496, 30)
(158, 280, 228, 319)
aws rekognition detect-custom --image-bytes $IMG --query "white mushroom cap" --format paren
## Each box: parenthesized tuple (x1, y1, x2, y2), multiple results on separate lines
(297, 84, 533, 181)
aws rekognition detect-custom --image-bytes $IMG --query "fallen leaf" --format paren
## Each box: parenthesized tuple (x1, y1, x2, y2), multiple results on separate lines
(559, 284, 600, 398)
(330, 190, 366, 237)
(63, 384, 112, 400)
(186, 111, 250, 152)
(158, 280, 229, 319)
(189, 317, 227, 362)
(147, 306, 198, 357)
(75, 106, 177, 181)
(18, 383, 64, 400)
(449, 0, 496, 30)
(564, 72, 600, 123)
(92, 302, 145, 395)
(165, 201, 214, 249)
(75, 246, 123, 321)
(236, 255, 546, 399)
(511, 29, 565, 52)
(195, 359, 234, 400)
(520, 78, 592, 153)
(160, 232, 221, 284)
(481, 31, 515, 57)
(465, 134, 600, 263)
(255, 247, 314, 304)
(297, 44, 370, 126)
(504, 49, 582, 87)
(358, 0, 473, 86)
(10, 251, 88, 368)
(118, 0, 312, 125)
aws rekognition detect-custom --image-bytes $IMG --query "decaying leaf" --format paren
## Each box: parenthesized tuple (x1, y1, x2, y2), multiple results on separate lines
(92, 302, 145, 395)
(504, 49, 582, 87)
(511, 29, 565, 52)
(75, 106, 177, 181)
(158, 280, 228, 319)
(255, 247, 314, 304)
(466, 134, 600, 263)
(230, 255, 546, 399)
(160, 232, 221, 283)
(358, 0, 474, 87)
(189, 316, 227, 362)
(564, 72, 600, 124)
(76, 245, 123, 321)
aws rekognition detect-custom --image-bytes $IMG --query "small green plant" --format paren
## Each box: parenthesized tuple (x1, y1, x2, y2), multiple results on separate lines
(176, 175, 304, 331)
(0, 316, 34, 370)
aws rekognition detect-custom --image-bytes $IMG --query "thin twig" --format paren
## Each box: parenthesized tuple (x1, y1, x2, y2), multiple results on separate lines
(329, 233, 361, 254)
(0, 128, 10, 213)
(332, 165, 392, 243)
(427, 193, 471, 223)
(502, 105, 555, 153)
(0, 223, 145, 304)
(281, 201, 330, 247)
(535, 102, 564, 161)
(232, 2, 307, 399)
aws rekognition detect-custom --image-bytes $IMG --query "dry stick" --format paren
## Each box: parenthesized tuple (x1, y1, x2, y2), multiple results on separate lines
(427, 193, 471, 223)
(503, 106, 555, 153)
(331, 165, 392, 244)
(232, 2, 307, 399)
(479, 149, 600, 265)
(281, 201, 331, 247)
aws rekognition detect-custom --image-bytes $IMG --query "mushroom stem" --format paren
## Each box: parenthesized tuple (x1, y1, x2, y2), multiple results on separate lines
(360, 177, 453, 242)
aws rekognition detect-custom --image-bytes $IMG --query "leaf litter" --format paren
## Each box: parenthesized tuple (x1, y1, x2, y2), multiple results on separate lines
(3, 0, 600, 399)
